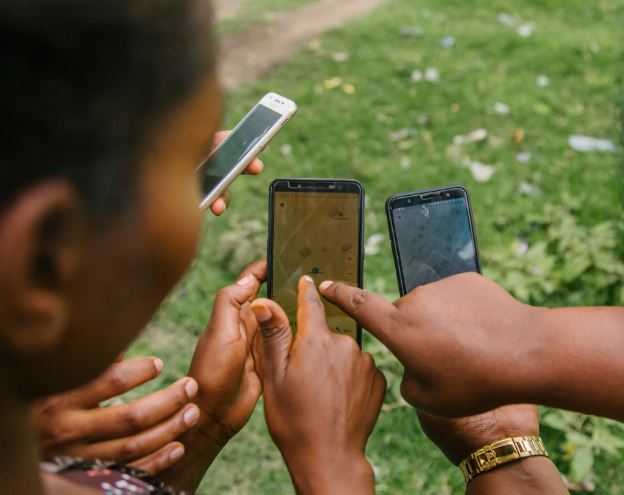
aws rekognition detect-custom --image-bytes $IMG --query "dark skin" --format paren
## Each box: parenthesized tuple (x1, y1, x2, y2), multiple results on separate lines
(30, 130, 264, 477)
(250, 276, 387, 495)
(419, 406, 568, 494)
(318, 273, 624, 421)
(0, 69, 230, 494)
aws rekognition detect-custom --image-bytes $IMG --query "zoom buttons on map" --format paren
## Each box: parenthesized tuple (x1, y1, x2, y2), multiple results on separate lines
(344, 254, 356, 265)
(344, 268, 355, 279)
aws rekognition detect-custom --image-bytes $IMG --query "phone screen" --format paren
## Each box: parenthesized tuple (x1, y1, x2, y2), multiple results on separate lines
(271, 189, 361, 340)
(201, 104, 282, 195)
(392, 192, 478, 292)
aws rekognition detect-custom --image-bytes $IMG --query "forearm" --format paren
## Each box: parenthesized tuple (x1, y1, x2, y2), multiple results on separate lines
(284, 451, 375, 495)
(466, 457, 568, 494)
(526, 306, 624, 421)
(156, 412, 229, 492)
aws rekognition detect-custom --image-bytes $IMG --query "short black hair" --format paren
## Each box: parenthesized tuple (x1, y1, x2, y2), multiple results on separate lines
(0, 0, 216, 221)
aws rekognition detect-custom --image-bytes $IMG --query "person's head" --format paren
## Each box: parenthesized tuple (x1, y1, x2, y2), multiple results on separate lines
(0, 0, 221, 398)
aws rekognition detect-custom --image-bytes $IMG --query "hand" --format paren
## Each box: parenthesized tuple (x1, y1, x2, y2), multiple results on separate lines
(157, 261, 267, 492)
(32, 357, 200, 475)
(208, 131, 264, 216)
(251, 276, 386, 495)
(187, 260, 266, 440)
(319, 273, 546, 418)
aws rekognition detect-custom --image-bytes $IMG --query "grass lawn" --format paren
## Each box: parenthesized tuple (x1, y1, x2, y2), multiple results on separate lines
(128, 0, 624, 493)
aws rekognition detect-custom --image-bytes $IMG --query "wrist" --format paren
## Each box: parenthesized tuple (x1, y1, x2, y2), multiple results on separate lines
(285, 449, 374, 495)
(181, 408, 230, 458)
(467, 456, 568, 494)
(499, 304, 554, 406)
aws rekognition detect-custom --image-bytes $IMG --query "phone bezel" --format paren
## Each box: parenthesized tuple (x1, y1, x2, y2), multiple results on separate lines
(385, 184, 481, 297)
(198, 93, 297, 209)
(267, 178, 365, 346)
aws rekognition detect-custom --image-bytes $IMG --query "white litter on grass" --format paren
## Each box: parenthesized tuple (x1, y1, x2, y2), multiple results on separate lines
(440, 36, 456, 48)
(518, 181, 541, 197)
(399, 26, 423, 38)
(467, 161, 496, 182)
(517, 22, 535, 38)
(365, 234, 386, 256)
(425, 67, 440, 82)
(497, 12, 535, 38)
(332, 51, 350, 62)
(516, 238, 529, 256)
(453, 128, 488, 145)
(390, 128, 418, 141)
(494, 102, 510, 115)
(281, 144, 293, 156)
(410, 69, 423, 82)
(568, 135, 619, 153)
(400, 156, 412, 169)
(536, 74, 550, 88)
(516, 151, 532, 164)
(497, 12, 518, 27)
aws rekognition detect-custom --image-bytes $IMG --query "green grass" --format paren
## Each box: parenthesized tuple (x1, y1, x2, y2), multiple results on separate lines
(129, 0, 624, 493)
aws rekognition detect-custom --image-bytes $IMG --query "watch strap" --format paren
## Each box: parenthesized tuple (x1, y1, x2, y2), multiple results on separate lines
(459, 435, 548, 485)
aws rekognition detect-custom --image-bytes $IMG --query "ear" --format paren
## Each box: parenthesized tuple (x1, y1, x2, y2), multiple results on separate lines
(0, 181, 86, 356)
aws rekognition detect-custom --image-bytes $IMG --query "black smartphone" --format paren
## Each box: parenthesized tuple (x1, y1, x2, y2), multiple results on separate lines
(268, 178, 364, 344)
(386, 185, 481, 296)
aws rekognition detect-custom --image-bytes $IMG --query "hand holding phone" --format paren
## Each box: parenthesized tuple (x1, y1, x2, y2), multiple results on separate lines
(198, 93, 297, 211)
(267, 179, 364, 344)
(251, 277, 385, 495)
(207, 132, 264, 215)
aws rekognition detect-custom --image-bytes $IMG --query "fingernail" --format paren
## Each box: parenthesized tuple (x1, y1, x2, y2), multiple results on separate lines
(302, 275, 314, 284)
(153, 358, 164, 373)
(183, 405, 200, 426)
(169, 446, 185, 462)
(237, 274, 255, 286)
(319, 281, 334, 292)
(184, 378, 198, 399)
(251, 303, 272, 323)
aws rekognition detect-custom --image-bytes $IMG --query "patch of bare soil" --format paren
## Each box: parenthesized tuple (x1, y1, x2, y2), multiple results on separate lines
(219, 0, 385, 90)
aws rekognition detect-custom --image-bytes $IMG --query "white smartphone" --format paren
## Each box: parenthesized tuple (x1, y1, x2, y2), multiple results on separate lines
(198, 92, 297, 209)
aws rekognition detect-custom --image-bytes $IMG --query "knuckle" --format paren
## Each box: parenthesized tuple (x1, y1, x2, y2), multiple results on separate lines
(43, 423, 74, 448)
(360, 351, 375, 369)
(336, 334, 359, 355)
(122, 408, 145, 431)
(260, 322, 290, 341)
(118, 439, 141, 461)
(400, 376, 417, 404)
(347, 289, 368, 313)
(108, 367, 129, 393)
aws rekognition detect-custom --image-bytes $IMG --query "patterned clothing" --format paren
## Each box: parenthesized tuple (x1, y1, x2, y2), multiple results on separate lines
(42, 457, 189, 495)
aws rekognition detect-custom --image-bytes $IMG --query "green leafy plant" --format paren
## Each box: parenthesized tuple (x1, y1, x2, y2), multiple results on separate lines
(485, 196, 624, 307)
(542, 409, 624, 488)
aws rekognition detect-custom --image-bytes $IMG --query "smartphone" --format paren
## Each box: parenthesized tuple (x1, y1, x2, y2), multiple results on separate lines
(386, 185, 481, 296)
(267, 179, 364, 344)
(198, 92, 297, 209)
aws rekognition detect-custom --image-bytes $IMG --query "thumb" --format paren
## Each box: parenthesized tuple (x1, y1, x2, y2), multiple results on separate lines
(250, 298, 293, 382)
(319, 281, 402, 354)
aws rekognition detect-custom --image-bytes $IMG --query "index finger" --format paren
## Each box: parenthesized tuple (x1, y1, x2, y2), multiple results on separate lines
(319, 281, 401, 352)
(296, 276, 331, 340)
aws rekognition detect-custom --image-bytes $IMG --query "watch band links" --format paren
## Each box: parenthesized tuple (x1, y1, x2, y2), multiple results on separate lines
(459, 435, 549, 485)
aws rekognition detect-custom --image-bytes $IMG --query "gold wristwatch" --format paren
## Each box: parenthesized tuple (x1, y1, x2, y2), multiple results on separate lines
(459, 435, 549, 485)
